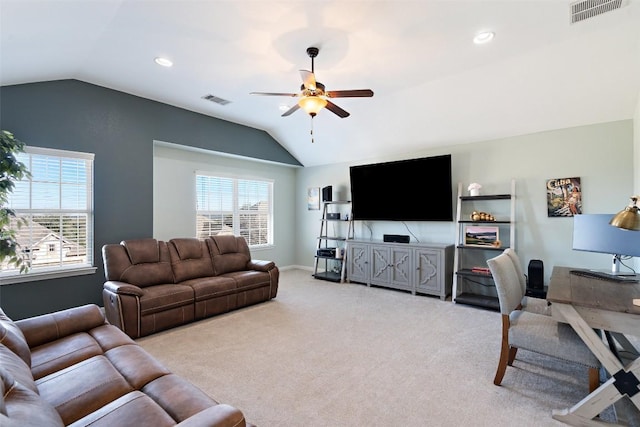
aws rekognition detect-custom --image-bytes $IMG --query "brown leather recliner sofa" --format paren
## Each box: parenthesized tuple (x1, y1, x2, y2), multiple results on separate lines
(0, 304, 250, 427)
(102, 235, 279, 339)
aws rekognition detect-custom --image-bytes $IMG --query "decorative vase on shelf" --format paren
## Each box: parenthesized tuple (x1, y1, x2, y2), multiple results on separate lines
(468, 182, 482, 197)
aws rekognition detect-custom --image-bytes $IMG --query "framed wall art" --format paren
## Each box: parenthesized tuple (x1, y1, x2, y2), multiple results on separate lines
(547, 177, 582, 217)
(307, 187, 320, 210)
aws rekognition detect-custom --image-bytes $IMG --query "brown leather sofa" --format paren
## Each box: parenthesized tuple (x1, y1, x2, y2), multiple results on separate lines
(0, 304, 250, 427)
(102, 235, 279, 338)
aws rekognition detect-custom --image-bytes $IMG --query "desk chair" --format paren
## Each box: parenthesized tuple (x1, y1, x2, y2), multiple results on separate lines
(503, 248, 550, 315)
(487, 252, 600, 392)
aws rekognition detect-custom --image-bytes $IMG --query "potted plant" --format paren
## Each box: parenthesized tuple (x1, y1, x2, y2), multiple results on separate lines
(0, 130, 30, 272)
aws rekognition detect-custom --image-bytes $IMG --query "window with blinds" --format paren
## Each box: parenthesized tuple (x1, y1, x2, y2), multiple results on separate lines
(196, 174, 272, 247)
(1, 147, 94, 276)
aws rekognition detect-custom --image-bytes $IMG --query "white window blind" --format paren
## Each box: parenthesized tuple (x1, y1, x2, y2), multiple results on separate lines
(1, 147, 94, 276)
(196, 174, 272, 247)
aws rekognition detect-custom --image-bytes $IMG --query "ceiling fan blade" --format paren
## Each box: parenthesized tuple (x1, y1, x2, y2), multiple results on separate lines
(300, 70, 317, 90)
(281, 104, 300, 117)
(250, 92, 299, 97)
(325, 100, 350, 118)
(326, 89, 374, 98)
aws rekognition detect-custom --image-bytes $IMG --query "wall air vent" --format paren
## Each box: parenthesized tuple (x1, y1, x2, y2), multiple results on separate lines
(201, 94, 231, 105)
(570, 0, 628, 24)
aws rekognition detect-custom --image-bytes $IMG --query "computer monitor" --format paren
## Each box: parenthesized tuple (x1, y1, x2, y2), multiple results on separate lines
(572, 213, 640, 274)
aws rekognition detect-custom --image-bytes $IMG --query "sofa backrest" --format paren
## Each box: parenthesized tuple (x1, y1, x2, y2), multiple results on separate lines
(206, 235, 251, 275)
(102, 238, 174, 287)
(168, 238, 215, 282)
(0, 366, 64, 427)
(0, 308, 31, 367)
(0, 307, 65, 427)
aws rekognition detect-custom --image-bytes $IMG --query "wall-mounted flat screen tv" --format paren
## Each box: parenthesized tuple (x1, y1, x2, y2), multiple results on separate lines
(349, 154, 453, 221)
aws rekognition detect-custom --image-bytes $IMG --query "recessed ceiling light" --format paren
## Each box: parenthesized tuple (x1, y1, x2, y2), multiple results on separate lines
(154, 57, 173, 67)
(473, 31, 495, 44)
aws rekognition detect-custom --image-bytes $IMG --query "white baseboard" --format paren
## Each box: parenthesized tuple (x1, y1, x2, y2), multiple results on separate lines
(279, 265, 314, 272)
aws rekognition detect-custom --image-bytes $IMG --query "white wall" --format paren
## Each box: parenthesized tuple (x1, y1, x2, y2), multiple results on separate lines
(153, 142, 298, 266)
(296, 120, 634, 283)
(151, 120, 634, 284)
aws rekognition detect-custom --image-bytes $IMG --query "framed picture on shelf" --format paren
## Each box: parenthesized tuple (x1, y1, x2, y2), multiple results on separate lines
(307, 187, 320, 210)
(464, 225, 500, 247)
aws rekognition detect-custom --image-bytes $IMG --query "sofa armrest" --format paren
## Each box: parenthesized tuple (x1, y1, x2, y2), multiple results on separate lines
(247, 259, 275, 272)
(175, 404, 246, 427)
(15, 304, 106, 348)
(104, 280, 144, 297)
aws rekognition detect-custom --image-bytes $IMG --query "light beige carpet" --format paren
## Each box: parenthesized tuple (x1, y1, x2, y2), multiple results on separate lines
(137, 269, 628, 426)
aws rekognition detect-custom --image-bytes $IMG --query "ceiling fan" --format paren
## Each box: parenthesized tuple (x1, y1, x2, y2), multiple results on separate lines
(250, 47, 374, 119)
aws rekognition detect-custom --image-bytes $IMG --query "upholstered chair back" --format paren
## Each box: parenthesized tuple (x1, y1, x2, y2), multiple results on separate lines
(168, 238, 215, 282)
(487, 252, 524, 315)
(102, 238, 174, 287)
(503, 248, 527, 295)
(206, 235, 251, 275)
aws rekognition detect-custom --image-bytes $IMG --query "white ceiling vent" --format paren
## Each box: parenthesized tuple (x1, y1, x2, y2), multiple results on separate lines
(570, 0, 629, 24)
(201, 94, 231, 106)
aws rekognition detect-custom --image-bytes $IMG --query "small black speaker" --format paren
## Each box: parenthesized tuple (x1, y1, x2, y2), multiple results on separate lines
(528, 259, 544, 290)
(322, 186, 332, 202)
(383, 234, 410, 243)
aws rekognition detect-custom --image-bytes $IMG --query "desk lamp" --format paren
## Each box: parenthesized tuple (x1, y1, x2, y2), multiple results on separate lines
(611, 196, 640, 306)
(610, 196, 640, 231)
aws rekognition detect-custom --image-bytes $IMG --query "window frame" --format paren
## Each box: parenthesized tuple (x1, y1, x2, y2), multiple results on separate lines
(195, 172, 274, 248)
(0, 146, 96, 285)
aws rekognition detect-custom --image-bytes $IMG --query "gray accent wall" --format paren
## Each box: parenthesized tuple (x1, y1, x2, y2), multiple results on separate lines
(0, 79, 300, 319)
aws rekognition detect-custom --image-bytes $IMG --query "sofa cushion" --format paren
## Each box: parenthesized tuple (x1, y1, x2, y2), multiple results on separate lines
(122, 264, 175, 288)
(17, 304, 106, 349)
(0, 345, 37, 394)
(29, 333, 103, 380)
(36, 355, 134, 425)
(210, 235, 240, 254)
(0, 367, 64, 427)
(143, 374, 222, 422)
(139, 284, 194, 316)
(67, 391, 176, 427)
(88, 324, 137, 353)
(105, 344, 171, 390)
(169, 238, 215, 282)
(207, 236, 251, 275)
(170, 238, 202, 260)
(222, 270, 271, 291)
(0, 309, 31, 367)
(122, 238, 161, 264)
(181, 276, 237, 301)
(105, 239, 174, 288)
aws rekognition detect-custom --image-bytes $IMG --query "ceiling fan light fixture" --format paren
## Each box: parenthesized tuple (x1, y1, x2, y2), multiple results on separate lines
(298, 96, 327, 116)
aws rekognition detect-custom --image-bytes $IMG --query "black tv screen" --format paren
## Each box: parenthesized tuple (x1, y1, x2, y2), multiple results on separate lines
(349, 154, 453, 221)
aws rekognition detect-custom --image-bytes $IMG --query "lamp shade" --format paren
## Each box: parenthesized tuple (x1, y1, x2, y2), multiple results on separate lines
(298, 96, 327, 116)
(609, 196, 640, 231)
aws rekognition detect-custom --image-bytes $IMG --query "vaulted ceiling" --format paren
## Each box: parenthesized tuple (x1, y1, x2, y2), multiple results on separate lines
(1, 0, 639, 166)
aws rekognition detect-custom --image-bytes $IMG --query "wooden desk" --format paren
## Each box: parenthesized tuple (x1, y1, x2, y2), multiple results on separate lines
(547, 266, 640, 426)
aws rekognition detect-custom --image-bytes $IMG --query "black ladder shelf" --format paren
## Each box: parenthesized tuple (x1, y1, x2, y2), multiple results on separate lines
(313, 201, 353, 283)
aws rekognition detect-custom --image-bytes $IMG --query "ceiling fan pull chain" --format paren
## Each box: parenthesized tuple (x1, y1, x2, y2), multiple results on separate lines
(310, 117, 315, 143)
